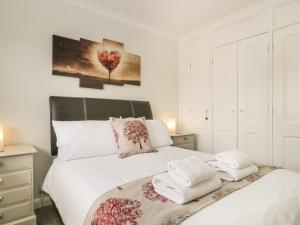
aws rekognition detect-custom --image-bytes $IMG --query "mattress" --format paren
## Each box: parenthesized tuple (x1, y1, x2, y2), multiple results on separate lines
(43, 146, 300, 225)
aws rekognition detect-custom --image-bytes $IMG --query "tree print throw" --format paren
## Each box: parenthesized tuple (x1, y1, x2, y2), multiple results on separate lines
(84, 165, 278, 225)
(91, 198, 142, 225)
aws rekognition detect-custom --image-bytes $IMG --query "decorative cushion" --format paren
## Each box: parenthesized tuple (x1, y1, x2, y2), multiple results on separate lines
(110, 117, 155, 158)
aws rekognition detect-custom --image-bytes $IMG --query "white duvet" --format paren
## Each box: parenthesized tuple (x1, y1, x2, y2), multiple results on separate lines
(43, 146, 300, 225)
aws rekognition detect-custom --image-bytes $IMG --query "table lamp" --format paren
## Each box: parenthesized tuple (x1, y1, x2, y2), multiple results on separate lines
(167, 118, 176, 135)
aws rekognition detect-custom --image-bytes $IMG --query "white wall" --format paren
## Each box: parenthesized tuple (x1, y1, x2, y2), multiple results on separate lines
(0, 0, 179, 198)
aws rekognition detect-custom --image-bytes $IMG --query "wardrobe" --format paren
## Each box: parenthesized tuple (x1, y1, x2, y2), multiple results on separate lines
(273, 22, 300, 172)
(179, 0, 300, 171)
(181, 34, 270, 164)
(213, 34, 270, 165)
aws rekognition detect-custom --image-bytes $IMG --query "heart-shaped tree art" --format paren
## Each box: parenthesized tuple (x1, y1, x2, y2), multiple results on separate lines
(97, 49, 121, 83)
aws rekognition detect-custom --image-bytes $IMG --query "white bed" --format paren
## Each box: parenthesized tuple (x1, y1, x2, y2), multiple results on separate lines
(43, 146, 300, 225)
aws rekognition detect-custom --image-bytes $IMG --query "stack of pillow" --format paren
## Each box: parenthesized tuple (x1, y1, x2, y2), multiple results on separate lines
(208, 150, 258, 181)
(52, 117, 173, 161)
(152, 156, 222, 204)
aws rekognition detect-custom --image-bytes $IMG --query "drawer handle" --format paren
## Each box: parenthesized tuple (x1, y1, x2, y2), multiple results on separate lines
(0, 179, 3, 184)
(0, 214, 4, 219)
(183, 137, 188, 141)
(0, 196, 3, 202)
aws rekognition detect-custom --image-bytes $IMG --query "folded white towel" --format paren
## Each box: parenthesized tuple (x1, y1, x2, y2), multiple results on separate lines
(215, 150, 252, 169)
(208, 161, 258, 181)
(152, 173, 221, 204)
(167, 156, 216, 187)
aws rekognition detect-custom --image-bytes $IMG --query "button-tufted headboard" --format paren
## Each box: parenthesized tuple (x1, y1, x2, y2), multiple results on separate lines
(49, 96, 153, 156)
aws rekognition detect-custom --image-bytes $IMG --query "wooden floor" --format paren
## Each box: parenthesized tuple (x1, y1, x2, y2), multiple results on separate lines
(36, 205, 63, 225)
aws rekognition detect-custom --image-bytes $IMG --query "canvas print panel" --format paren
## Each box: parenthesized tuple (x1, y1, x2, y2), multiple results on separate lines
(52, 35, 81, 77)
(123, 53, 141, 85)
(80, 38, 104, 78)
(80, 38, 123, 85)
(102, 39, 124, 85)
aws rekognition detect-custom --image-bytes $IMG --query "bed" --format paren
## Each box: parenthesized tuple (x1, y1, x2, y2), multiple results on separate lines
(43, 96, 300, 225)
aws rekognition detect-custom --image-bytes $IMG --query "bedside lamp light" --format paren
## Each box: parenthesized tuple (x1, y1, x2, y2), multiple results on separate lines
(0, 125, 4, 149)
(167, 118, 176, 135)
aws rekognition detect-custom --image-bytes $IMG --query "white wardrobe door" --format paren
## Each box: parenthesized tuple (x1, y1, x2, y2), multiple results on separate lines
(238, 34, 270, 164)
(190, 51, 212, 153)
(179, 57, 192, 131)
(212, 43, 238, 153)
(273, 23, 300, 172)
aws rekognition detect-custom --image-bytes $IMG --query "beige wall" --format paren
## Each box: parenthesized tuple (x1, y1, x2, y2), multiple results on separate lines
(0, 0, 179, 198)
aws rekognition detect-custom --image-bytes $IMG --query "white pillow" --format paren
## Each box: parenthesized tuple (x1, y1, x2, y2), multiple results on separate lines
(52, 120, 118, 161)
(146, 120, 173, 148)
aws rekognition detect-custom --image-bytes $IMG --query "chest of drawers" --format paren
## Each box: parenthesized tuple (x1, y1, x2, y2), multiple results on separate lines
(0, 145, 36, 225)
(171, 134, 195, 150)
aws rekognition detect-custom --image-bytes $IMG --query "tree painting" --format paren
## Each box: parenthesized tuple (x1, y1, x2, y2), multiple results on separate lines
(97, 49, 121, 84)
(52, 36, 141, 89)
(123, 121, 149, 149)
(92, 198, 142, 225)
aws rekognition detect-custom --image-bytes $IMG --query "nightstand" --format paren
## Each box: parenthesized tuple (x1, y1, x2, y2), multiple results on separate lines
(0, 145, 37, 225)
(171, 133, 195, 150)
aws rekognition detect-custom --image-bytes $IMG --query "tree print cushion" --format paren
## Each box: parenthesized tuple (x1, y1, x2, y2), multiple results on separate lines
(110, 117, 156, 158)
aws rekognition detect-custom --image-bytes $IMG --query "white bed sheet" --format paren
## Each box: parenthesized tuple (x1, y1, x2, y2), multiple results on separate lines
(43, 146, 300, 225)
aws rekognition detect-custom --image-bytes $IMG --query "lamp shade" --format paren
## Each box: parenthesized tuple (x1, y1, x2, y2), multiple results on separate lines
(167, 119, 176, 134)
(0, 125, 3, 149)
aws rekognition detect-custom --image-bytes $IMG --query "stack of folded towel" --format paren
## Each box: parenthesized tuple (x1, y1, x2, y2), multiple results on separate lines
(208, 150, 258, 182)
(152, 156, 222, 204)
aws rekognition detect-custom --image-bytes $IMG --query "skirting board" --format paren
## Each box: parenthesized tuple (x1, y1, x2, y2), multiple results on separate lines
(34, 196, 52, 209)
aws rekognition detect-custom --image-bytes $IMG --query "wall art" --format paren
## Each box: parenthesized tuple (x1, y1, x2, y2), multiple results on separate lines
(52, 35, 141, 89)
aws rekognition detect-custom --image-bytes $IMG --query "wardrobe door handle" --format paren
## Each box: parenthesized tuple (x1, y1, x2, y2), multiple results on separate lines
(239, 110, 244, 113)
(205, 110, 209, 120)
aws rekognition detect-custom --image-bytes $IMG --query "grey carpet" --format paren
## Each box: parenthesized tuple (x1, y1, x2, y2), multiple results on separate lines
(36, 205, 63, 225)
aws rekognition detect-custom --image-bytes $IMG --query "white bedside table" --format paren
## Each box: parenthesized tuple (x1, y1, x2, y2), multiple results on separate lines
(0, 145, 37, 225)
(171, 133, 195, 150)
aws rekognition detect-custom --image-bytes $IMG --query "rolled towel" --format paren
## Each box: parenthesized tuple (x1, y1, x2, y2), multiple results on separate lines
(215, 150, 252, 169)
(167, 156, 216, 187)
(208, 161, 258, 181)
(152, 173, 221, 204)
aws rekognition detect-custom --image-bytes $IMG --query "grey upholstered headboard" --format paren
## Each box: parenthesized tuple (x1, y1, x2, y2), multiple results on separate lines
(49, 96, 153, 156)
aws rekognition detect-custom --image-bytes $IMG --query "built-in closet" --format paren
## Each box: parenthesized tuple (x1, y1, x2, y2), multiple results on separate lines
(179, 0, 300, 171)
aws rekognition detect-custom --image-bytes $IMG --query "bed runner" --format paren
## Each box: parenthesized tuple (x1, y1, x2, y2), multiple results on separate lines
(84, 165, 277, 225)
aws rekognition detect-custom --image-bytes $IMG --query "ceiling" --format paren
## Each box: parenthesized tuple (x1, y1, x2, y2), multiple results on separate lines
(64, 0, 265, 38)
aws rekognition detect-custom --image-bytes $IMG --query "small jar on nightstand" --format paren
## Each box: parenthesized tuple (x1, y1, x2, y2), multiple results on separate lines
(0, 145, 37, 225)
(171, 133, 195, 150)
